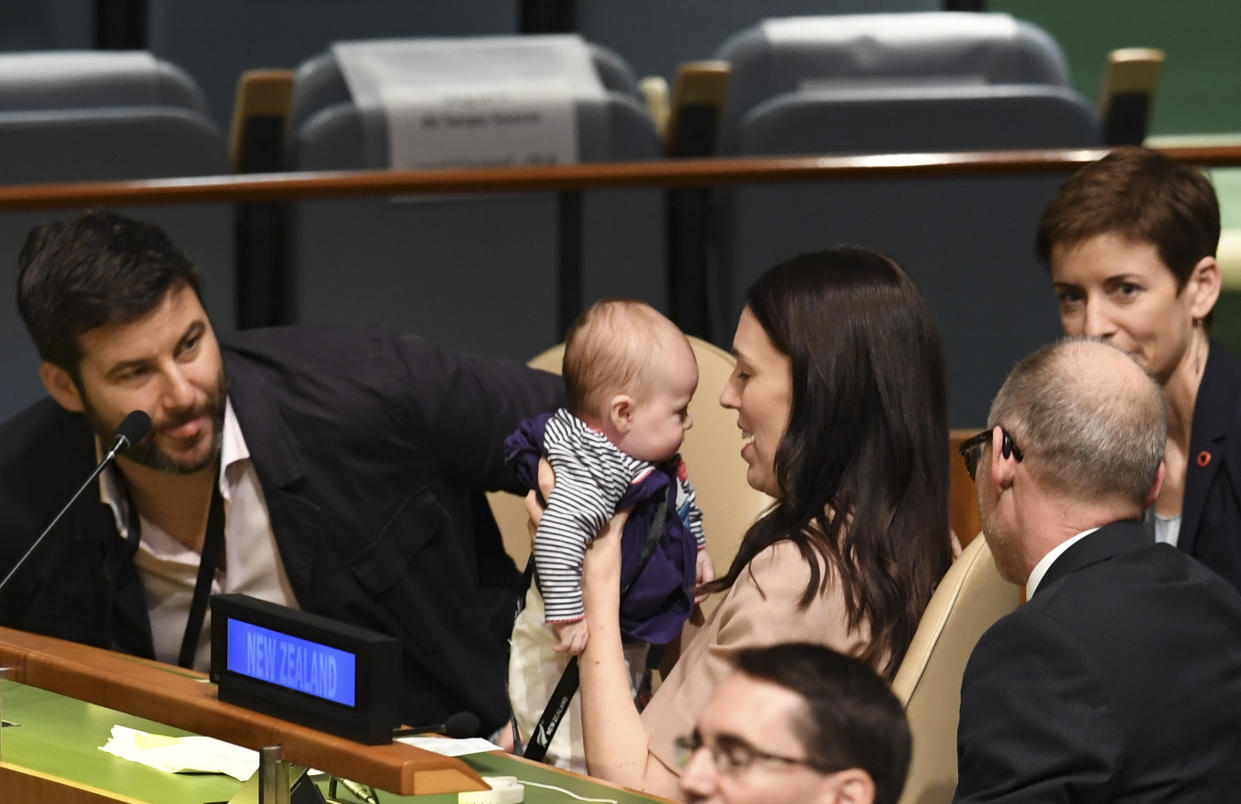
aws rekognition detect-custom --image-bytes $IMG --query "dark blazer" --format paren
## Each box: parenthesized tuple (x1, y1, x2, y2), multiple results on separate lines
(1180, 341, 1241, 594)
(0, 327, 563, 734)
(955, 520, 1241, 802)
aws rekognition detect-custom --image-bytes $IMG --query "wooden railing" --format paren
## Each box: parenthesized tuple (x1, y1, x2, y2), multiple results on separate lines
(7, 144, 1239, 337)
(0, 145, 1240, 210)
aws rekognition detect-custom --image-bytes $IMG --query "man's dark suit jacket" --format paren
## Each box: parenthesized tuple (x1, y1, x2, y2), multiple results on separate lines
(1181, 341, 1241, 594)
(955, 520, 1241, 802)
(0, 327, 563, 734)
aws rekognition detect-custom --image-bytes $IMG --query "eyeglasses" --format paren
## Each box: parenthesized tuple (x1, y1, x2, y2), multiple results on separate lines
(958, 427, 1024, 481)
(673, 731, 836, 776)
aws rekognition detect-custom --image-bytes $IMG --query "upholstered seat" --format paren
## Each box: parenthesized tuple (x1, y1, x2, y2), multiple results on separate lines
(892, 536, 1021, 804)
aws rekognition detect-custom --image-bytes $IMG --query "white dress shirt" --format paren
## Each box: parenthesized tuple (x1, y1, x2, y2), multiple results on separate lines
(1025, 527, 1100, 599)
(100, 399, 299, 671)
(1153, 513, 1182, 548)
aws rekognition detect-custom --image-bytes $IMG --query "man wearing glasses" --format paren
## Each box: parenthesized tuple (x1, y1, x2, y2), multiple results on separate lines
(954, 338, 1241, 801)
(675, 642, 910, 804)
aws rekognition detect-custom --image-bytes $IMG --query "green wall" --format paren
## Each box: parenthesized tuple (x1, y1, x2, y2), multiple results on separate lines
(992, 2, 1241, 352)
(992, 0, 1241, 135)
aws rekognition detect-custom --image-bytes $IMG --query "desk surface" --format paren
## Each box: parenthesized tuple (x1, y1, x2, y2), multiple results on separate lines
(1, 679, 674, 804)
(2, 679, 240, 803)
(0, 625, 484, 795)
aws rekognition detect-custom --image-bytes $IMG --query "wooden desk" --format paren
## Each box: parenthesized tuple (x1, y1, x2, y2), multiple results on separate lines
(0, 627, 675, 803)
(0, 626, 481, 796)
(1, 679, 241, 803)
(0, 678, 674, 803)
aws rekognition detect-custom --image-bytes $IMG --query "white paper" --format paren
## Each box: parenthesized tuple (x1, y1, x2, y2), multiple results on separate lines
(333, 35, 604, 170)
(396, 735, 503, 757)
(99, 724, 260, 782)
(762, 12, 1018, 45)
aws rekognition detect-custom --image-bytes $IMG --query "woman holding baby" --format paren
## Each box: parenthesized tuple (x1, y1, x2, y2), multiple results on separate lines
(529, 245, 954, 799)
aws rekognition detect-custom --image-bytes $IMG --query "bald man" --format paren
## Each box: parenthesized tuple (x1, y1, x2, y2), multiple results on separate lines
(954, 338, 1241, 802)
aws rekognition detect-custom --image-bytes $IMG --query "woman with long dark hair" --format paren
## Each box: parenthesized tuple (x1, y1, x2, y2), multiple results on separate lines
(563, 246, 953, 799)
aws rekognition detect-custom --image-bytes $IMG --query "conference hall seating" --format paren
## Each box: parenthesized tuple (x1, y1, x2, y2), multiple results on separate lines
(892, 535, 1022, 804)
(714, 11, 1076, 152)
(0, 51, 234, 420)
(146, 0, 518, 131)
(709, 13, 1102, 426)
(577, 0, 938, 91)
(282, 35, 665, 360)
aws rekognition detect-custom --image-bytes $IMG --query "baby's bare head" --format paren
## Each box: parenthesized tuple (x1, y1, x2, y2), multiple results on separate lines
(563, 299, 693, 419)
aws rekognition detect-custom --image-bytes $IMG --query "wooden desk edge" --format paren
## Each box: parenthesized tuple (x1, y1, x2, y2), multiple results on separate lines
(0, 761, 144, 804)
(492, 750, 683, 804)
(0, 627, 486, 796)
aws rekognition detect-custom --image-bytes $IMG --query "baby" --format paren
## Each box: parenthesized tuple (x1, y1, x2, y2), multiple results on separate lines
(505, 299, 713, 768)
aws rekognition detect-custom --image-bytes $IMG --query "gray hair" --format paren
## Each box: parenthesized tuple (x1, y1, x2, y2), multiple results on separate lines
(988, 338, 1166, 507)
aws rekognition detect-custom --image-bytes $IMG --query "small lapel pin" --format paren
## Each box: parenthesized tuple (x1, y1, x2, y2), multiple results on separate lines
(1197, 450, 1212, 467)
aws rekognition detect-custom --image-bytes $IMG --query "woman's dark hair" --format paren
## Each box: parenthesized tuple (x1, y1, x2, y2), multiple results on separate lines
(1035, 147, 1219, 289)
(702, 246, 951, 680)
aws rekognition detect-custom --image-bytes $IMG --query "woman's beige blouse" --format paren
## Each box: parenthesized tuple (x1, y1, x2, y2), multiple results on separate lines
(639, 539, 871, 773)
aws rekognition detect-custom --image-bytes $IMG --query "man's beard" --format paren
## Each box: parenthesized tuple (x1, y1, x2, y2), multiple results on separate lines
(82, 367, 228, 475)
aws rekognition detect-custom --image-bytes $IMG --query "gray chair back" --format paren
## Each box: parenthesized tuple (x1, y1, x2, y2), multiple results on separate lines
(0, 51, 209, 112)
(284, 38, 664, 361)
(717, 12, 1073, 151)
(712, 15, 1099, 426)
(577, 0, 939, 88)
(147, 0, 517, 131)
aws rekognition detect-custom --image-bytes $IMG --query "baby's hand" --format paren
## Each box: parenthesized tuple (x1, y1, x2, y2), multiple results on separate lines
(552, 618, 589, 655)
(694, 548, 715, 603)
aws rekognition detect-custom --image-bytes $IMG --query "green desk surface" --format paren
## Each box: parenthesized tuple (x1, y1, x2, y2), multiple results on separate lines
(1, 680, 669, 803)
(1, 678, 241, 803)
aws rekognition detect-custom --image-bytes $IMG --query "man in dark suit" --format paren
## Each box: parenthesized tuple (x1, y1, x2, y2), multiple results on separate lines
(954, 338, 1241, 802)
(0, 210, 563, 735)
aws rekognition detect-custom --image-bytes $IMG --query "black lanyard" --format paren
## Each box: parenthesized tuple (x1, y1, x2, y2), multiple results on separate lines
(522, 484, 670, 762)
(177, 481, 226, 669)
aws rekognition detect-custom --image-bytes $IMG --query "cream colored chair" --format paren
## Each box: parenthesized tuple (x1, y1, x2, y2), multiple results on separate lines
(892, 536, 1022, 804)
(486, 335, 772, 618)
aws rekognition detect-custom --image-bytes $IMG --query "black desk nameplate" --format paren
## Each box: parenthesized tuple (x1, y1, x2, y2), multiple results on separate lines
(210, 594, 400, 744)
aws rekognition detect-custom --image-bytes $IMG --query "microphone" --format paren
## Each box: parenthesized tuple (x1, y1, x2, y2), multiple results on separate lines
(392, 711, 480, 739)
(335, 778, 380, 804)
(110, 410, 152, 457)
(0, 410, 151, 598)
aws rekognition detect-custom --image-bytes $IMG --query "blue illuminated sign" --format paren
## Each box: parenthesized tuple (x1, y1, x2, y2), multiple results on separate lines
(226, 618, 357, 707)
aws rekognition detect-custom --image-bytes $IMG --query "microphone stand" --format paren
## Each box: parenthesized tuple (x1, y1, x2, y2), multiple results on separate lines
(0, 430, 138, 596)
